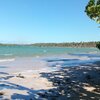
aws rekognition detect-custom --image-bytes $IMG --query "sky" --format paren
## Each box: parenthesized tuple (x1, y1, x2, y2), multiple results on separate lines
(0, 0, 100, 44)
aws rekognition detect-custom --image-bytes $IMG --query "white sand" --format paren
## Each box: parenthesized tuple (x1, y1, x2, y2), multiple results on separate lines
(0, 55, 100, 99)
(0, 69, 56, 100)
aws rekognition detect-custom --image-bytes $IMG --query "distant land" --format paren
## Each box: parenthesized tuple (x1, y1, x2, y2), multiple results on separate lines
(0, 41, 100, 48)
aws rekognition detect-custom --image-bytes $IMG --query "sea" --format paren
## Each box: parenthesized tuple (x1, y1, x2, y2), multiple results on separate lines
(0, 46, 100, 73)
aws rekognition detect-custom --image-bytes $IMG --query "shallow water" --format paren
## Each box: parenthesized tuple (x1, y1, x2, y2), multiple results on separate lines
(0, 46, 99, 58)
(0, 46, 100, 73)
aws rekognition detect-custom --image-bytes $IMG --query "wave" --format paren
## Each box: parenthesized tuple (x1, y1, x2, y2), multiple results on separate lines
(4, 54, 13, 56)
(0, 54, 13, 56)
(88, 51, 98, 54)
(0, 58, 15, 62)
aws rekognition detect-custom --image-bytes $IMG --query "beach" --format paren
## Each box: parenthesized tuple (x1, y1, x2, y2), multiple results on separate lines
(0, 50, 100, 100)
(0, 0, 100, 99)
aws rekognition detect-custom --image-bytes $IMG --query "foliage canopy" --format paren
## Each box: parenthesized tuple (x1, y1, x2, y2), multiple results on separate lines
(85, 0, 100, 50)
(85, 0, 100, 23)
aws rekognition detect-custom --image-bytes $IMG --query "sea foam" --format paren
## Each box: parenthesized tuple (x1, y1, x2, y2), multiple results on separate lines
(0, 58, 15, 62)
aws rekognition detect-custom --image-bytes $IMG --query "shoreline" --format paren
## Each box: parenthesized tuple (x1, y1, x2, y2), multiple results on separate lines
(0, 53, 100, 99)
(0, 52, 100, 73)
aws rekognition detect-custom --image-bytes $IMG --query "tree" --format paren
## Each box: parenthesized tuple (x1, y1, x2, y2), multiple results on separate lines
(85, 0, 100, 23)
(96, 42, 100, 49)
(85, 0, 100, 49)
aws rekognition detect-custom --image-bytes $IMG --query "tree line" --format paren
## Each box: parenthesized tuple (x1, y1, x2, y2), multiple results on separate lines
(0, 42, 100, 49)
(32, 42, 100, 48)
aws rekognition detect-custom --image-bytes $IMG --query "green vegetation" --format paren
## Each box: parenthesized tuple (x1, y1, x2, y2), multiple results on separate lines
(85, 0, 100, 23)
(32, 42, 99, 48)
(96, 42, 100, 49)
(85, 0, 100, 49)
(0, 42, 100, 48)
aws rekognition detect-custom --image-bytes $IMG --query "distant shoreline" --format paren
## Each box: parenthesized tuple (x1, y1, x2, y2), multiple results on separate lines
(0, 41, 100, 48)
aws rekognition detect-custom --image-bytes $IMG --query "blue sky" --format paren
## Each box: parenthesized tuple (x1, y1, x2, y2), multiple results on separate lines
(0, 0, 100, 44)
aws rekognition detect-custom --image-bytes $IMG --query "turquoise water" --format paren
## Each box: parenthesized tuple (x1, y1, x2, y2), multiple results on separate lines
(0, 46, 100, 73)
(0, 46, 99, 58)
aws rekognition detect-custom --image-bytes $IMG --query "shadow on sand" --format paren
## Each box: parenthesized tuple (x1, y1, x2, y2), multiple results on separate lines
(39, 61, 100, 100)
(0, 81, 44, 100)
(0, 71, 46, 100)
(0, 61, 100, 100)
